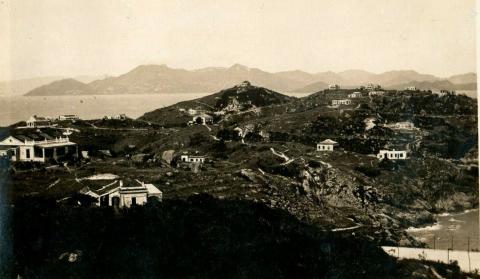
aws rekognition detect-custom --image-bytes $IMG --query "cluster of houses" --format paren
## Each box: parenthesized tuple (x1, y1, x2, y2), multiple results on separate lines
(0, 132, 78, 163)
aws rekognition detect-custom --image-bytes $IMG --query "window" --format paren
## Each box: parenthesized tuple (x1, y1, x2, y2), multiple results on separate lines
(399, 153, 404, 158)
(26, 149, 30, 159)
(131, 197, 136, 205)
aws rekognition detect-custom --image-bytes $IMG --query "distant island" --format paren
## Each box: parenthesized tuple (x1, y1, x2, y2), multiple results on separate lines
(22, 64, 477, 96)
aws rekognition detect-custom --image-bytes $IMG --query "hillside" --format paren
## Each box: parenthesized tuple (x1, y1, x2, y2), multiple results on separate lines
(293, 81, 329, 92)
(140, 81, 295, 125)
(23, 64, 477, 96)
(24, 78, 96, 96)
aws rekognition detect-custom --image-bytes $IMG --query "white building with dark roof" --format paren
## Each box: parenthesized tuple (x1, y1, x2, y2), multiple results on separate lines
(81, 179, 162, 207)
(0, 133, 77, 162)
(317, 139, 338, 151)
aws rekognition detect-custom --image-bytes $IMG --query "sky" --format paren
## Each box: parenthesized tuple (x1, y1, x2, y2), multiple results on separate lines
(0, 0, 477, 81)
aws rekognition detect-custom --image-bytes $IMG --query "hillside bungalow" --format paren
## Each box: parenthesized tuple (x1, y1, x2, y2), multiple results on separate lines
(331, 99, 352, 106)
(187, 108, 209, 116)
(80, 180, 162, 207)
(405, 86, 417, 91)
(377, 150, 407, 160)
(191, 114, 213, 125)
(180, 154, 206, 163)
(348, 92, 363, 98)
(328, 84, 340, 90)
(365, 83, 381, 91)
(104, 114, 127, 120)
(368, 91, 385, 96)
(436, 90, 455, 97)
(385, 121, 415, 130)
(26, 115, 53, 128)
(317, 139, 338, 151)
(0, 133, 77, 162)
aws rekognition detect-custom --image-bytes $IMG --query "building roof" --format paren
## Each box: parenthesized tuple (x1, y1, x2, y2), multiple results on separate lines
(145, 183, 162, 195)
(0, 145, 16, 151)
(319, 139, 338, 145)
(36, 141, 76, 148)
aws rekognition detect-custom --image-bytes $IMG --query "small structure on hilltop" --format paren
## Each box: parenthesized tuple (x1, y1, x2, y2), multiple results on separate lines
(377, 150, 407, 160)
(317, 139, 338, 151)
(328, 84, 340, 90)
(80, 179, 162, 207)
(190, 114, 213, 125)
(365, 83, 381, 91)
(368, 91, 385, 96)
(0, 132, 78, 162)
(405, 86, 417, 91)
(26, 115, 54, 128)
(384, 121, 416, 130)
(331, 99, 352, 106)
(348, 92, 363, 98)
(180, 154, 206, 163)
(236, 81, 252, 93)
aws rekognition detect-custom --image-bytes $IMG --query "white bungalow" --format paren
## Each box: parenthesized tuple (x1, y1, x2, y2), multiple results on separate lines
(180, 154, 206, 163)
(331, 99, 352, 106)
(348, 92, 363, 98)
(377, 150, 407, 160)
(0, 134, 78, 162)
(328, 84, 340, 90)
(191, 114, 213, 125)
(81, 180, 162, 207)
(317, 139, 338, 151)
(405, 86, 417, 91)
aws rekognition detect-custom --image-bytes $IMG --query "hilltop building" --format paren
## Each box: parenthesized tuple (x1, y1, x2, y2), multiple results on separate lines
(104, 114, 127, 120)
(180, 154, 206, 163)
(365, 83, 381, 91)
(331, 99, 352, 106)
(328, 84, 340, 90)
(405, 86, 417, 91)
(80, 180, 162, 207)
(0, 132, 77, 162)
(317, 139, 338, 151)
(377, 150, 407, 160)
(58, 114, 79, 121)
(26, 115, 53, 128)
(348, 92, 363, 98)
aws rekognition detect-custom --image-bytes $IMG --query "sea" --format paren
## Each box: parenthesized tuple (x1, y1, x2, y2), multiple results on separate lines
(407, 209, 479, 251)
(0, 93, 313, 126)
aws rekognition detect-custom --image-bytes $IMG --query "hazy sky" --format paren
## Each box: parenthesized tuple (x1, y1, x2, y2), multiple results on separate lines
(0, 0, 477, 81)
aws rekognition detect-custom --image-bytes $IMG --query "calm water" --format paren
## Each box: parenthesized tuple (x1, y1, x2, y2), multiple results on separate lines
(0, 93, 312, 126)
(407, 209, 479, 251)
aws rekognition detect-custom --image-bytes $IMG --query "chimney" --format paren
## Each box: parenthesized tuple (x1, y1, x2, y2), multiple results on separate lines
(119, 180, 123, 187)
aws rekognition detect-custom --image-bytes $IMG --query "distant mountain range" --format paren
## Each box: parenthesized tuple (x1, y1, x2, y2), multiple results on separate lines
(0, 75, 103, 96)
(20, 64, 477, 96)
